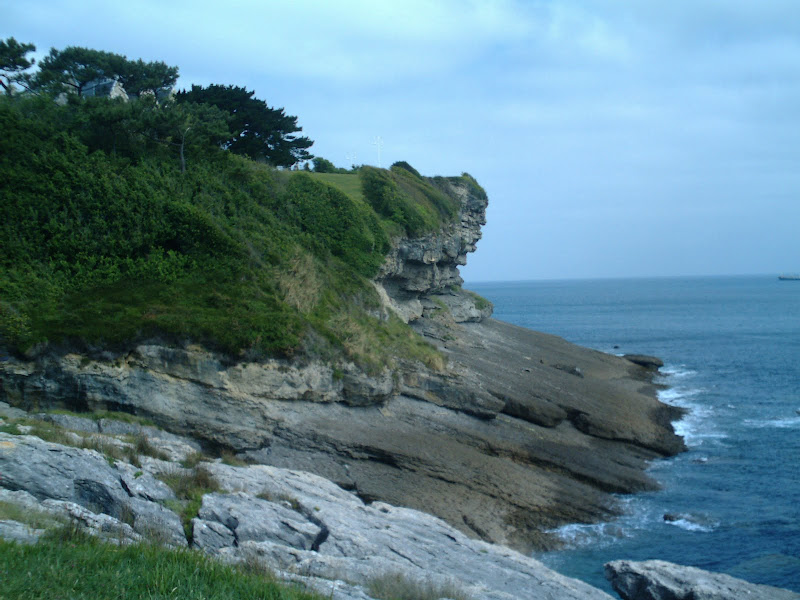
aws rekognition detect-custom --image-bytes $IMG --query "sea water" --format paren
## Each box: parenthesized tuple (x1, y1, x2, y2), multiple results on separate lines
(468, 276, 800, 594)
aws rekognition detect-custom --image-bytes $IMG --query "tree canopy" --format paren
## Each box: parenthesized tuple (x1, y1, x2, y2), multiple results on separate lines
(176, 84, 313, 167)
(0, 37, 36, 94)
(34, 46, 177, 98)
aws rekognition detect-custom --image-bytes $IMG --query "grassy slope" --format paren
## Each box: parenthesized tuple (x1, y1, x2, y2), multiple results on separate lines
(0, 95, 465, 371)
(306, 172, 366, 203)
(0, 531, 322, 600)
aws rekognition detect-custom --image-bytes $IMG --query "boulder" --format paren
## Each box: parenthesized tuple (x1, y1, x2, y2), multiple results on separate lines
(0, 432, 186, 545)
(623, 355, 665, 370)
(0, 520, 42, 544)
(605, 559, 800, 600)
(193, 492, 323, 552)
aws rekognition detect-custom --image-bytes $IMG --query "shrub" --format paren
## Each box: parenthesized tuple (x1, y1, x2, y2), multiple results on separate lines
(312, 156, 337, 173)
(390, 160, 421, 178)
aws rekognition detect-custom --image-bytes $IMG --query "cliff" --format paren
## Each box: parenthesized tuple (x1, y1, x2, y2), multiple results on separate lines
(0, 177, 685, 552)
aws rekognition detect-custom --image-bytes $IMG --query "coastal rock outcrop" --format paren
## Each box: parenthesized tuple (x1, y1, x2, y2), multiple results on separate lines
(0, 414, 613, 599)
(604, 559, 800, 600)
(0, 432, 186, 546)
(374, 177, 490, 323)
(0, 178, 685, 552)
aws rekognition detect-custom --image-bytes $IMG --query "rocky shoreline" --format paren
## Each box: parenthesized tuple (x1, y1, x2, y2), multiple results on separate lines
(0, 317, 684, 553)
(2, 403, 797, 600)
(2, 179, 797, 598)
(0, 180, 685, 552)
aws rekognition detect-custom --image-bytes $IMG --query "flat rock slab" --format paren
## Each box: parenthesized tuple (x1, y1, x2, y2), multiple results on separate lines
(194, 492, 323, 551)
(623, 354, 665, 370)
(0, 432, 185, 546)
(0, 316, 685, 551)
(205, 462, 614, 600)
(605, 559, 800, 600)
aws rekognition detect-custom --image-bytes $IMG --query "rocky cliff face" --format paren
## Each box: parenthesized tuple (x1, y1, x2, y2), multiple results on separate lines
(374, 177, 492, 324)
(0, 178, 685, 552)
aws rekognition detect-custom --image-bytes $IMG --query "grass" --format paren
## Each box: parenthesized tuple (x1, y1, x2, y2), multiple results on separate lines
(157, 466, 221, 541)
(220, 449, 249, 466)
(464, 289, 492, 312)
(304, 172, 365, 203)
(0, 416, 168, 466)
(0, 500, 66, 530)
(366, 571, 470, 600)
(180, 450, 208, 468)
(0, 527, 323, 600)
(131, 433, 171, 462)
(318, 308, 446, 374)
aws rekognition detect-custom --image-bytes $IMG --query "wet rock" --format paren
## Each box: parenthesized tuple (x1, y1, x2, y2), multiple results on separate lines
(623, 354, 665, 370)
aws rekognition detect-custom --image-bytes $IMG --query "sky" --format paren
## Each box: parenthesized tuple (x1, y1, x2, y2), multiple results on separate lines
(5, 0, 800, 281)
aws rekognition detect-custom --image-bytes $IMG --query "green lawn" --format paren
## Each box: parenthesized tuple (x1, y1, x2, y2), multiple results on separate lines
(304, 172, 365, 203)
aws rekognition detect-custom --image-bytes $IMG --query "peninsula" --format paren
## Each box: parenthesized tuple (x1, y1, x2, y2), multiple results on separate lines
(6, 45, 792, 599)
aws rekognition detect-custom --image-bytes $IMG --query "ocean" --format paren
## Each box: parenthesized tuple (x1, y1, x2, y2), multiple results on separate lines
(467, 275, 800, 594)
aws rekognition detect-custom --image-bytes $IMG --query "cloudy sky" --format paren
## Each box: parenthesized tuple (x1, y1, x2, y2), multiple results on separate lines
(6, 1, 800, 281)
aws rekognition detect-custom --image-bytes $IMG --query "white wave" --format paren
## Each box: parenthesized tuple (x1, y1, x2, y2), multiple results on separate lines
(549, 521, 630, 549)
(658, 387, 727, 447)
(546, 498, 657, 549)
(664, 517, 717, 533)
(743, 417, 800, 429)
(658, 387, 702, 404)
(660, 365, 697, 379)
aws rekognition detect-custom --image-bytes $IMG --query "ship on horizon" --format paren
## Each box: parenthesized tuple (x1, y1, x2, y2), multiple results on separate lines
(778, 274, 800, 280)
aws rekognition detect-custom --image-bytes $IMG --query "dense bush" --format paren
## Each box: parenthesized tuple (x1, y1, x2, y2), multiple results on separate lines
(0, 92, 467, 369)
(390, 160, 421, 178)
(312, 156, 337, 173)
(360, 166, 459, 237)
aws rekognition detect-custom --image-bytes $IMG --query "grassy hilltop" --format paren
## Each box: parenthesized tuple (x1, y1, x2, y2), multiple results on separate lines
(0, 92, 482, 371)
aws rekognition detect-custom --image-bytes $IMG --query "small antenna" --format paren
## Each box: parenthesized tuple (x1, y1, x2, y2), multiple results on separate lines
(372, 136, 384, 168)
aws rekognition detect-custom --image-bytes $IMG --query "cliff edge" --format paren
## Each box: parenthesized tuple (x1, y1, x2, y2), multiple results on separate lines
(0, 177, 684, 552)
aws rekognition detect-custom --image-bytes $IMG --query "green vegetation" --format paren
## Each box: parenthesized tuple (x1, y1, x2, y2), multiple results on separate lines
(0, 37, 36, 94)
(360, 165, 460, 237)
(34, 45, 177, 98)
(464, 289, 492, 311)
(0, 528, 322, 600)
(46, 408, 156, 427)
(157, 466, 221, 540)
(0, 501, 66, 530)
(366, 571, 470, 600)
(176, 84, 313, 167)
(0, 38, 474, 373)
(0, 415, 167, 466)
(306, 171, 365, 203)
(311, 156, 351, 173)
